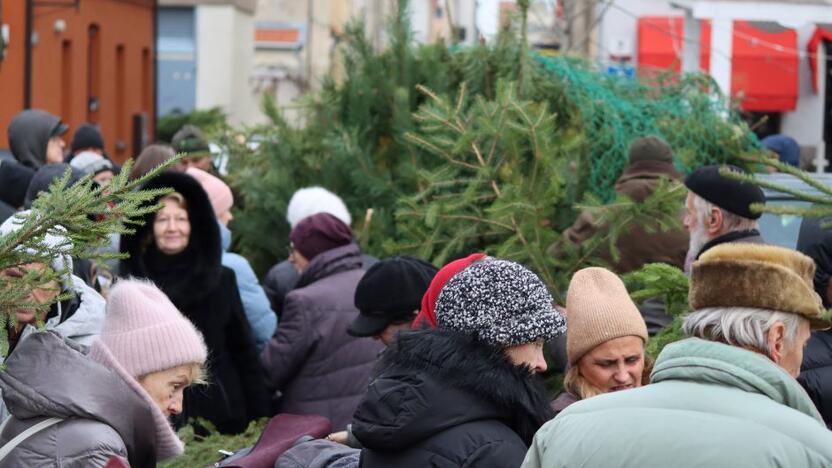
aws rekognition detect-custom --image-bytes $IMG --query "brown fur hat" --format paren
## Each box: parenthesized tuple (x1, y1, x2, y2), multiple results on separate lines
(690, 243, 830, 330)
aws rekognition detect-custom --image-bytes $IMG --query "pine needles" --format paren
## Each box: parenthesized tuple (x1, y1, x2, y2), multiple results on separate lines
(0, 157, 179, 352)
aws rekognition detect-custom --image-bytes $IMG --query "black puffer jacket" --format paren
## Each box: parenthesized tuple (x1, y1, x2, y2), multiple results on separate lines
(0, 159, 34, 209)
(120, 171, 269, 434)
(799, 330, 832, 429)
(797, 217, 832, 428)
(352, 330, 554, 468)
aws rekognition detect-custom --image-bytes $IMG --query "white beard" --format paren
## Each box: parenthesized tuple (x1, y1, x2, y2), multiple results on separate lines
(685, 223, 710, 273)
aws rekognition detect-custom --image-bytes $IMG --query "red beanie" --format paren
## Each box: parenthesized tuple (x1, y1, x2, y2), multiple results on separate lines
(290, 212, 353, 261)
(412, 253, 486, 329)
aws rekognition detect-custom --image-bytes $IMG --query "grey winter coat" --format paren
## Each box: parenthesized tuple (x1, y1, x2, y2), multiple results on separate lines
(260, 243, 384, 430)
(0, 332, 182, 467)
(0, 274, 105, 423)
(276, 439, 360, 468)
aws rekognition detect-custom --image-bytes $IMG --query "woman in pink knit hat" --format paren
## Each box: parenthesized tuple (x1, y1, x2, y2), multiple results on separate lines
(0, 279, 207, 467)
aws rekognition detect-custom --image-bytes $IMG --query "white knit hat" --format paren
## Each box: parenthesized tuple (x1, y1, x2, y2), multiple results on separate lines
(69, 151, 113, 176)
(286, 186, 352, 228)
(0, 210, 73, 280)
(98, 278, 207, 378)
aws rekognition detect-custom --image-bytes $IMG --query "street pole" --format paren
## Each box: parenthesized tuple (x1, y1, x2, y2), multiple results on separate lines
(672, 2, 700, 74)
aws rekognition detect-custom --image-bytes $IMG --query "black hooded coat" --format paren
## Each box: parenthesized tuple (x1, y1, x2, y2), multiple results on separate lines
(119, 171, 269, 434)
(352, 330, 555, 468)
(7, 109, 63, 169)
(0, 159, 34, 210)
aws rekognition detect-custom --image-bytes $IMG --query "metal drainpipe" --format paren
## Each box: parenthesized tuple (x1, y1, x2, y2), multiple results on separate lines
(24, 0, 32, 108)
(152, 0, 158, 139)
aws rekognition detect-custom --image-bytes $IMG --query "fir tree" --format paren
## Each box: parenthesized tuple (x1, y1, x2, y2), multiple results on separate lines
(0, 158, 178, 354)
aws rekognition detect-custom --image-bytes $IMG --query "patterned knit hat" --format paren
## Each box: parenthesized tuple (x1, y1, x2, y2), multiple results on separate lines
(98, 278, 207, 378)
(566, 267, 648, 365)
(435, 259, 566, 346)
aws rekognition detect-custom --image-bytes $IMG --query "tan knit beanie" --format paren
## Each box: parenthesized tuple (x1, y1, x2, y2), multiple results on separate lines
(565, 267, 648, 365)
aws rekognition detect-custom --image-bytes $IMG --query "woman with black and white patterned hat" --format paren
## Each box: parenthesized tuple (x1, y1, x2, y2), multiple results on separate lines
(351, 258, 567, 468)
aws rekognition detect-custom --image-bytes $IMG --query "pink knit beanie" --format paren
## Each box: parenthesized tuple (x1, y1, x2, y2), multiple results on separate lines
(100, 278, 208, 378)
(186, 167, 233, 219)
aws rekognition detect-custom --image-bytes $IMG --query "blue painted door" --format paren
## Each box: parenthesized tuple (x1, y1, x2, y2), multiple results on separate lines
(157, 7, 196, 117)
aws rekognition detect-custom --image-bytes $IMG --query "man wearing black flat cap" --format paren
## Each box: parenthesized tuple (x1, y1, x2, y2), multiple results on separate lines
(348, 256, 438, 345)
(327, 256, 438, 448)
(683, 164, 766, 271)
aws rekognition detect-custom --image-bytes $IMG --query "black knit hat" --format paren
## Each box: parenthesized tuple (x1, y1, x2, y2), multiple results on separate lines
(435, 259, 566, 347)
(349, 256, 438, 337)
(172, 125, 211, 157)
(70, 124, 104, 153)
(629, 135, 673, 164)
(684, 164, 765, 219)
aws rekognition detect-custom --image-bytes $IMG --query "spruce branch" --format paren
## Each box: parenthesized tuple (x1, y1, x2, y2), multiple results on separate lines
(0, 156, 182, 351)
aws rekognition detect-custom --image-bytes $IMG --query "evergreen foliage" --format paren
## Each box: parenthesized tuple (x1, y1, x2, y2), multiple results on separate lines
(0, 158, 179, 354)
(160, 419, 268, 468)
(726, 154, 832, 219)
(157, 108, 228, 143)
(624, 263, 690, 358)
(227, 1, 764, 281)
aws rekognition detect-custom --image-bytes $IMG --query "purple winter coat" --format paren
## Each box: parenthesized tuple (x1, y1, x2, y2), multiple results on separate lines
(260, 243, 383, 430)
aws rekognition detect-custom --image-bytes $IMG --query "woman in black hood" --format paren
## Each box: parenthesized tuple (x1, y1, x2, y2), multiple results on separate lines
(352, 259, 566, 468)
(119, 171, 269, 434)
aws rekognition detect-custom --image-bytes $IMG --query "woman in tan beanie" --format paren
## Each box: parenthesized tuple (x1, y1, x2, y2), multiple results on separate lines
(553, 267, 650, 414)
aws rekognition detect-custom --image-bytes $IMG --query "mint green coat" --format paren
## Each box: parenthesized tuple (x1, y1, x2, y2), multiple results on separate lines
(523, 338, 832, 468)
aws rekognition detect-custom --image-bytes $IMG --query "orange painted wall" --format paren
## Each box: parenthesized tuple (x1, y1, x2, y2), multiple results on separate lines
(0, 0, 154, 164)
(0, 0, 27, 146)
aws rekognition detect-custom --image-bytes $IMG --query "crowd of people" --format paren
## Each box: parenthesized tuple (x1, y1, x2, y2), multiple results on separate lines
(1, 109, 832, 467)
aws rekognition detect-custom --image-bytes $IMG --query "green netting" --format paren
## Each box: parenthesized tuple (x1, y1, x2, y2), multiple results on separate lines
(536, 56, 761, 201)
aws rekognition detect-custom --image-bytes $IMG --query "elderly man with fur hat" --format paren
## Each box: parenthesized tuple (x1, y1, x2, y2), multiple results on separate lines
(523, 243, 832, 468)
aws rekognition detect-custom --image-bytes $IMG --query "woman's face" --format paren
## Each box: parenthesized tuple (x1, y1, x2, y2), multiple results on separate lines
(153, 199, 190, 255)
(504, 340, 548, 374)
(577, 335, 645, 393)
(0, 262, 59, 327)
(138, 364, 195, 417)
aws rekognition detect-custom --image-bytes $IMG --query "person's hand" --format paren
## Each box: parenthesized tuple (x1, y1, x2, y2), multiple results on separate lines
(325, 431, 348, 444)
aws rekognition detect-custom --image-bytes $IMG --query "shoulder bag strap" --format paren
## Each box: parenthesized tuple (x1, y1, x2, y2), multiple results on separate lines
(0, 417, 63, 462)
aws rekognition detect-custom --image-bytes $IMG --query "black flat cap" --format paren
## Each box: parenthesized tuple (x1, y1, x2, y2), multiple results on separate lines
(684, 164, 765, 220)
(348, 256, 438, 337)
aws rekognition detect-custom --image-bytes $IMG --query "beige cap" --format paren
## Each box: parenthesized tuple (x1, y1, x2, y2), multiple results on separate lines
(565, 267, 648, 365)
